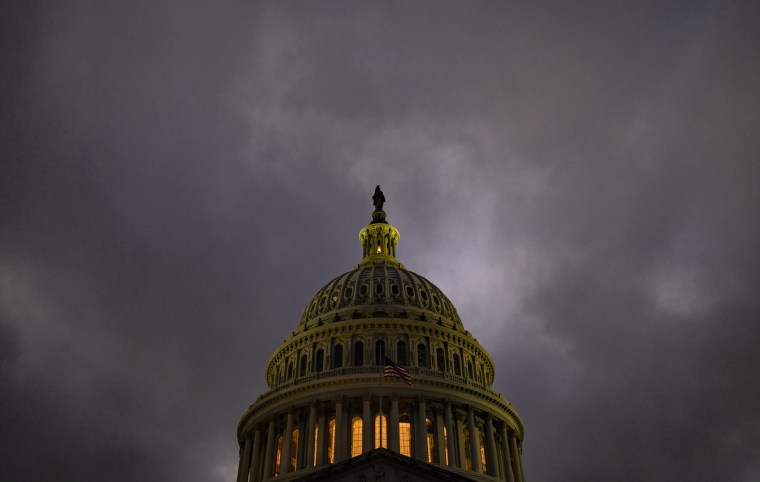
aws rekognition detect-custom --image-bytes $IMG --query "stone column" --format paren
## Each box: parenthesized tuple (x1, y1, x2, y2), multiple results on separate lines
(485, 413, 499, 478)
(518, 442, 526, 482)
(335, 400, 345, 462)
(444, 401, 457, 468)
(281, 410, 295, 474)
(363, 397, 372, 452)
(500, 424, 515, 482)
(467, 406, 482, 473)
(237, 433, 252, 482)
(250, 428, 263, 482)
(390, 396, 400, 452)
(509, 432, 523, 482)
(306, 404, 318, 468)
(415, 398, 427, 461)
(316, 412, 326, 466)
(262, 419, 277, 479)
(435, 410, 446, 465)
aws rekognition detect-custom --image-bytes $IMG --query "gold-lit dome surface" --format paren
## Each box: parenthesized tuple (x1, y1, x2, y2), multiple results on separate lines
(298, 266, 464, 332)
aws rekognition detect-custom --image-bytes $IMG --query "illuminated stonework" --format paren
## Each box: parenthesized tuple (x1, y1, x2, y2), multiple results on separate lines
(236, 189, 526, 482)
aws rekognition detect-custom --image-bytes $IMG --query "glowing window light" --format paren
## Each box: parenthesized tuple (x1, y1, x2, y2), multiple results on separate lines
(274, 435, 283, 476)
(375, 414, 387, 448)
(351, 417, 363, 457)
(399, 420, 411, 457)
(327, 419, 335, 464)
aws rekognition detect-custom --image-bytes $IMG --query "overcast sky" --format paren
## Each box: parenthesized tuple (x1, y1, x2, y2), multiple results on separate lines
(2, 1, 760, 481)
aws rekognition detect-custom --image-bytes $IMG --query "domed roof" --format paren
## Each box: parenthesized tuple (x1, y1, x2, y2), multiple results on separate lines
(298, 264, 464, 331)
(295, 187, 467, 334)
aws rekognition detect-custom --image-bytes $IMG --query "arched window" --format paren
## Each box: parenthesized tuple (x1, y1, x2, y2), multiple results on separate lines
(351, 417, 363, 457)
(291, 427, 299, 471)
(436, 348, 445, 372)
(417, 343, 427, 368)
(375, 340, 385, 365)
(287, 361, 293, 380)
(463, 428, 472, 470)
(354, 341, 364, 366)
(425, 418, 435, 463)
(467, 361, 474, 379)
(453, 354, 461, 376)
(333, 344, 343, 369)
(275, 435, 284, 476)
(315, 349, 324, 373)
(399, 415, 412, 457)
(374, 414, 387, 448)
(327, 418, 336, 464)
(300, 354, 307, 377)
(397, 341, 407, 366)
(480, 433, 487, 473)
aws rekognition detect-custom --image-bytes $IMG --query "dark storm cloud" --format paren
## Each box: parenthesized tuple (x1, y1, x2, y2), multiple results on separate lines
(2, 1, 759, 481)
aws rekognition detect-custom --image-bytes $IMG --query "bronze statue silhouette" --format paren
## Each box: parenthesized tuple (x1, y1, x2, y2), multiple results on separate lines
(372, 185, 385, 210)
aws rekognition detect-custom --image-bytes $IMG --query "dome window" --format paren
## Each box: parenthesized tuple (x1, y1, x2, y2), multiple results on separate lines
(405, 286, 414, 298)
(360, 284, 368, 297)
(333, 344, 343, 369)
(397, 341, 408, 366)
(315, 349, 324, 373)
(300, 354, 307, 377)
(417, 343, 428, 368)
(354, 341, 364, 366)
(420, 290, 429, 302)
(375, 283, 384, 295)
(375, 340, 386, 364)
(432, 294, 440, 305)
(345, 286, 354, 298)
(391, 284, 400, 296)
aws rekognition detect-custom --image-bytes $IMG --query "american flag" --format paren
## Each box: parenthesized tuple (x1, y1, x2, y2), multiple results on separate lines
(384, 356, 413, 387)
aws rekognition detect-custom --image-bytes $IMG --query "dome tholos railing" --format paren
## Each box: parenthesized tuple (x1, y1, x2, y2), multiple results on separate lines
(255, 364, 504, 402)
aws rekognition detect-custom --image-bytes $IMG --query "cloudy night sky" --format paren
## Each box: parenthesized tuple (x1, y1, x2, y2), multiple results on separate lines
(2, 1, 760, 481)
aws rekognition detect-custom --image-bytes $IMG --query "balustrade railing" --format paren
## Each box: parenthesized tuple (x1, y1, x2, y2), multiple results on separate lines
(259, 364, 496, 401)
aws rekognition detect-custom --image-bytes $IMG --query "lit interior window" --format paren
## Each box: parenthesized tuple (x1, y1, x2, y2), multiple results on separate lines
(275, 435, 283, 476)
(426, 418, 435, 463)
(313, 425, 319, 466)
(351, 417, 363, 458)
(463, 428, 472, 470)
(375, 414, 387, 448)
(327, 419, 335, 464)
(291, 428, 299, 471)
(480, 433, 487, 473)
(376, 243, 382, 254)
(443, 426, 448, 465)
(399, 419, 411, 457)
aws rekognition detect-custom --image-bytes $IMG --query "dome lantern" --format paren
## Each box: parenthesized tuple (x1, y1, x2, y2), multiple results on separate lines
(358, 185, 404, 269)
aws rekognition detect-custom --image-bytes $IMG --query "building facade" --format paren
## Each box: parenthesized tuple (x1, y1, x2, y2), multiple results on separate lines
(236, 189, 526, 482)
